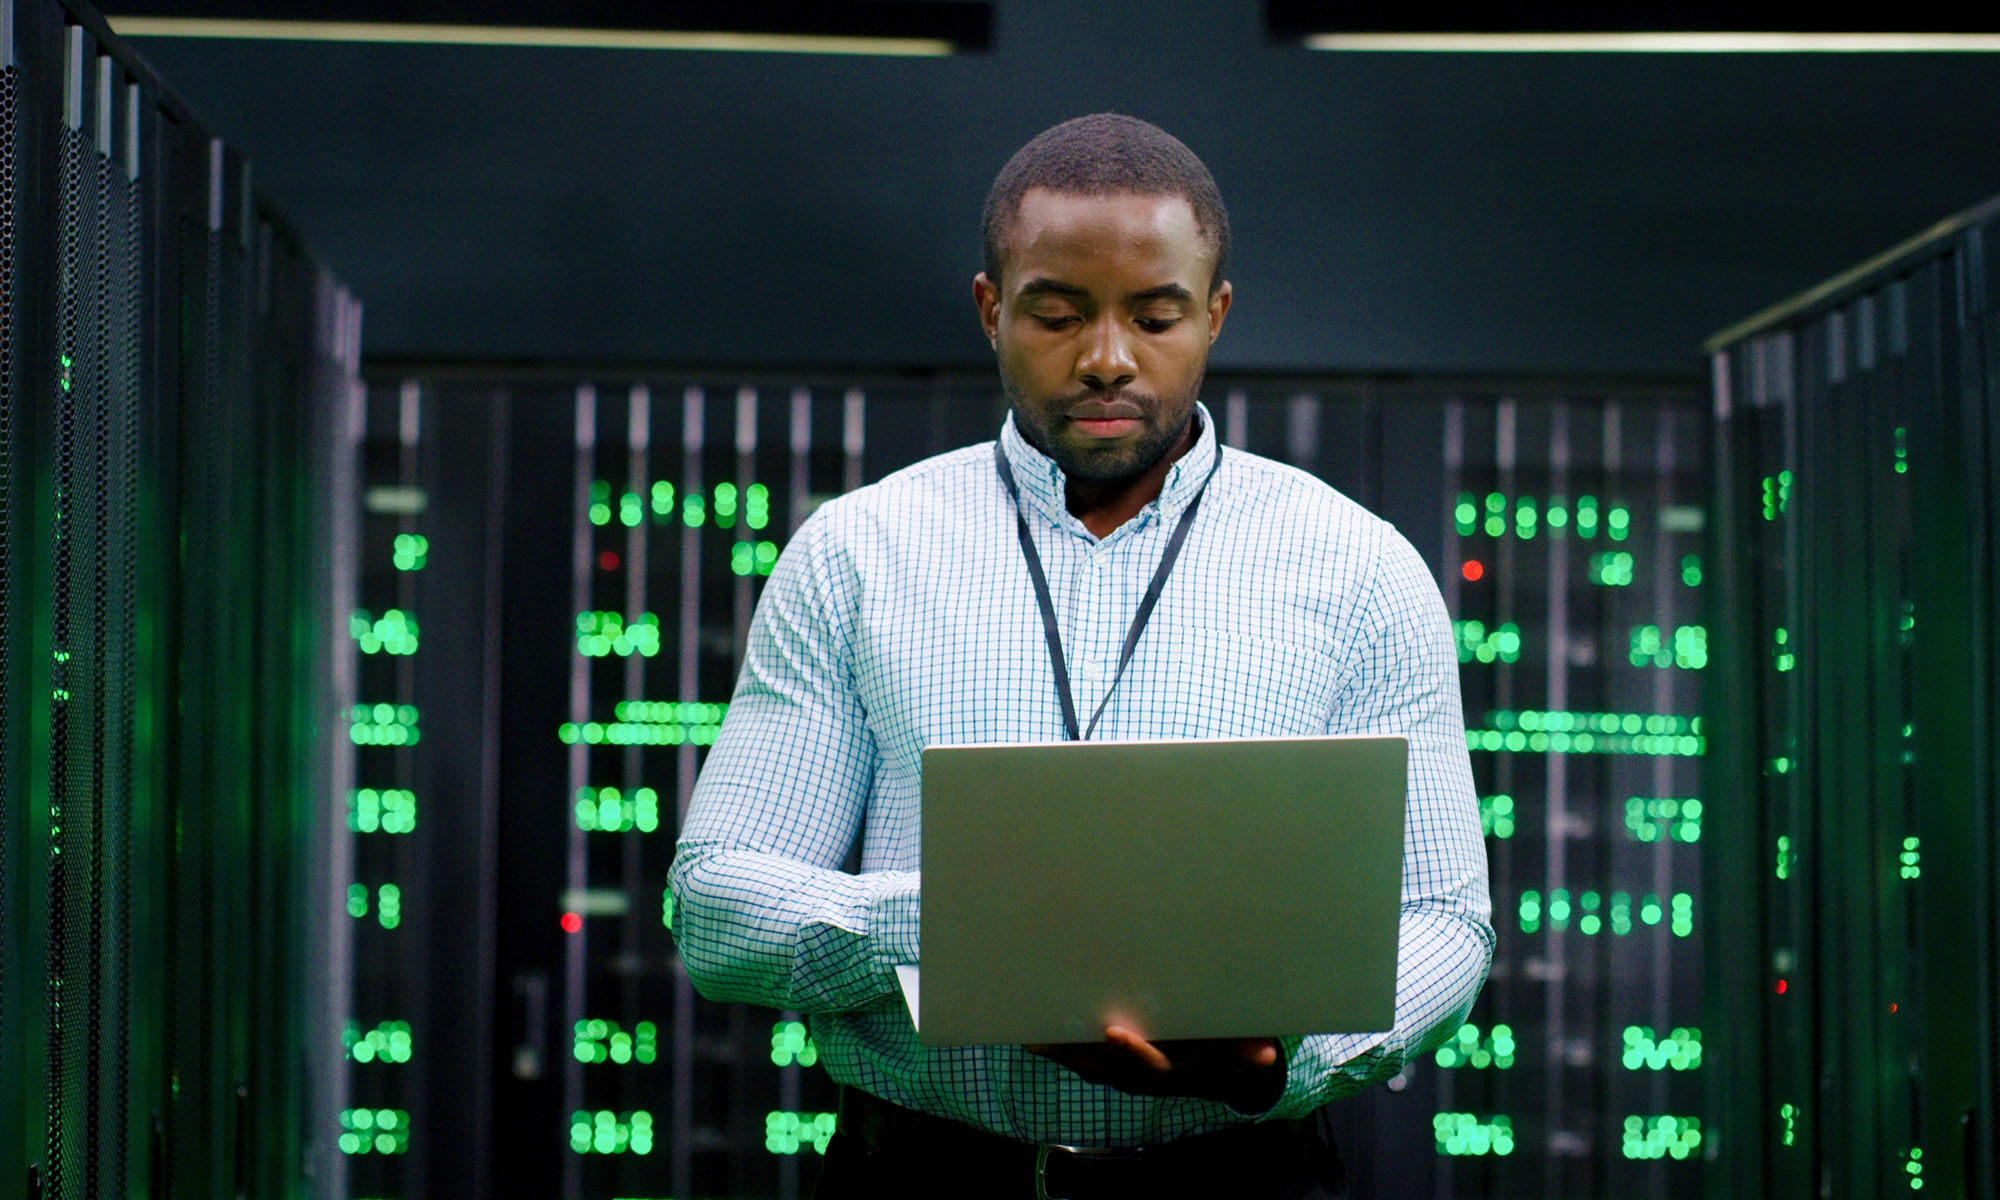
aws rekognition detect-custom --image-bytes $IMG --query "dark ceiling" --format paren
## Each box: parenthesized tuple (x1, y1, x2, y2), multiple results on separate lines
(117, 0, 2000, 378)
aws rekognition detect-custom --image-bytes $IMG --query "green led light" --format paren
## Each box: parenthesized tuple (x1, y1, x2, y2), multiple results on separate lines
(378, 884, 401, 930)
(339, 1109, 411, 1155)
(344, 1019, 413, 1064)
(1514, 496, 1537, 539)
(1479, 794, 1515, 838)
(577, 611, 661, 658)
(683, 495, 706, 527)
(619, 493, 642, 527)
(346, 883, 368, 919)
(1576, 495, 1599, 538)
(1469, 710, 1703, 757)
(570, 1111, 655, 1155)
(559, 721, 723, 747)
(392, 533, 428, 571)
(1776, 835, 1795, 879)
(349, 788, 417, 834)
(1780, 1103, 1798, 1147)
(575, 786, 661, 833)
(732, 540, 782, 577)
(1900, 835, 1921, 880)
(1453, 620, 1521, 665)
(1607, 505, 1631, 541)
(1454, 492, 1478, 536)
(771, 1020, 819, 1068)
(1894, 427, 1909, 475)
(1589, 551, 1634, 587)
(1906, 1146, 1924, 1190)
(350, 608, 420, 655)
(1621, 1026, 1702, 1071)
(766, 1111, 837, 1156)
(650, 480, 675, 516)
(1631, 625, 1707, 670)
(1626, 797, 1701, 843)
(1761, 470, 1793, 521)
(1773, 627, 1795, 672)
(1521, 889, 1681, 938)
(349, 703, 420, 746)
(1622, 1115, 1701, 1160)
(1433, 1113, 1513, 1157)
(1484, 492, 1506, 515)
(574, 1019, 658, 1065)
(1681, 554, 1701, 586)
(1547, 501, 1568, 530)
(589, 480, 612, 525)
(1610, 891, 1633, 935)
(662, 888, 675, 930)
(1434, 1022, 1515, 1069)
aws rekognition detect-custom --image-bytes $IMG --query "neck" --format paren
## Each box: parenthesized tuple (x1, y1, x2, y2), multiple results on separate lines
(1065, 418, 1199, 538)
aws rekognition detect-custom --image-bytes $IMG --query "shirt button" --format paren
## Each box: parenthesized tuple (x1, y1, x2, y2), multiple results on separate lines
(1077, 659, 1106, 681)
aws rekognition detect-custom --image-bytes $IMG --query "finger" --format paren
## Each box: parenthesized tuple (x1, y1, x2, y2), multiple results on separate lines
(1103, 1025, 1173, 1073)
(1235, 1038, 1279, 1067)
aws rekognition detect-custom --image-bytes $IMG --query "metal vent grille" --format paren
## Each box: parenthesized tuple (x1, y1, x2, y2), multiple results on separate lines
(0, 64, 17, 1159)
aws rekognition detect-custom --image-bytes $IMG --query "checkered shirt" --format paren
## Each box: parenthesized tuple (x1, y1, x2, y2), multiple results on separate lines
(671, 402, 1494, 1146)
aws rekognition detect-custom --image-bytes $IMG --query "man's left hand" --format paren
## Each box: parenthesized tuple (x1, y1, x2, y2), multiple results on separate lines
(1028, 1025, 1286, 1113)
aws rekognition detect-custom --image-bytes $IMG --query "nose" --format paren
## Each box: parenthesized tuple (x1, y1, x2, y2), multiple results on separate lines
(1076, 315, 1137, 392)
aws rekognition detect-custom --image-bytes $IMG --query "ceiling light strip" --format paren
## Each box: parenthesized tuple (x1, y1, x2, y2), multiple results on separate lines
(1304, 32, 2000, 52)
(107, 17, 954, 57)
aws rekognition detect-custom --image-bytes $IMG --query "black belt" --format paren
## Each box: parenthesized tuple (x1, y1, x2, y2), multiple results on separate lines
(834, 1086, 1313, 1200)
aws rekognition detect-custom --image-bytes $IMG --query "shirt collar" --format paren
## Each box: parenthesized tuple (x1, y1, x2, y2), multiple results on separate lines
(997, 400, 1221, 532)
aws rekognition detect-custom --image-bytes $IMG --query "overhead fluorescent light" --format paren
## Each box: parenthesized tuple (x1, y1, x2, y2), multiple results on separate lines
(108, 17, 956, 56)
(1302, 31, 2000, 52)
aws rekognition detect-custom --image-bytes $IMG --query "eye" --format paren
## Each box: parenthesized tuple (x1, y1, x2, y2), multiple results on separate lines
(1033, 314, 1081, 331)
(1136, 317, 1179, 333)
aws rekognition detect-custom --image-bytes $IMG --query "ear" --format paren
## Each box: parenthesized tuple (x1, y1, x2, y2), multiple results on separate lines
(1206, 280, 1233, 346)
(973, 272, 1001, 348)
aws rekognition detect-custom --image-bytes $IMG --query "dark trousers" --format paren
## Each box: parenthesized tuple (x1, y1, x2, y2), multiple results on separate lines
(811, 1091, 1347, 1200)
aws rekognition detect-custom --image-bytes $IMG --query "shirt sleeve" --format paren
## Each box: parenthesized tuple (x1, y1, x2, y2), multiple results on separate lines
(1267, 525, 1495, 1117)
(669, 511, 921, 1014)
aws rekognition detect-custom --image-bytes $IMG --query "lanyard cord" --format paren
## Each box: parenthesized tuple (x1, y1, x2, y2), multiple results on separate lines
(993, 438, 1224, 741)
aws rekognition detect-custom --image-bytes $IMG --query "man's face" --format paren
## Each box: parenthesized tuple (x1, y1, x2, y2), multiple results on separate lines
(975, 188, 1231, 484)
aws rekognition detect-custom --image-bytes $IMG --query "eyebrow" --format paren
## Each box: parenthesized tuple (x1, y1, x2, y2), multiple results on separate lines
(1016, 278, 1196, 305)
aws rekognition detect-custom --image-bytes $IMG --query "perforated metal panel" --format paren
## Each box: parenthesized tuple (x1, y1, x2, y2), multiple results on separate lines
(1, 3, 359, 1196)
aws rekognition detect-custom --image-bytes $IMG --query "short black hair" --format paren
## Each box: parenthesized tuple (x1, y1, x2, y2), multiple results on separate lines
(982, 113, 1230, 295)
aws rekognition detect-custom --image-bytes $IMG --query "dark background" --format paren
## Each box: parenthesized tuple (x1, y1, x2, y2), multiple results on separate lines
(114, 0, 2000, 378)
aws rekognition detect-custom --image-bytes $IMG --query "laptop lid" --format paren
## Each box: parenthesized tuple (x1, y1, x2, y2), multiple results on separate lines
(915, 734, 1407, 1047)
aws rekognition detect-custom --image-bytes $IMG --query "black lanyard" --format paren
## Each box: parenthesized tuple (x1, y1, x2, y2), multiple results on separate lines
(993, 439, 1223, 741)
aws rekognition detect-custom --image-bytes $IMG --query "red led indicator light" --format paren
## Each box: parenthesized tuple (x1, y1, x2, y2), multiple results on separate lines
(560, 912, 583, 934)
(1889, 1002, 1898, 1013)
(1462, 560, 1484, 581)
(598, 550, 620, 572)
(1775, 978, 1787, 994)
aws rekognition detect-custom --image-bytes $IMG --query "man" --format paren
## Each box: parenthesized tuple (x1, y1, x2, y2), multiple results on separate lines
(671, 113, 1493, 1199)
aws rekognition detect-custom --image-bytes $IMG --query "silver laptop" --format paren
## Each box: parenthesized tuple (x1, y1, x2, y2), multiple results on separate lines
(913, 734, 1406, 1047)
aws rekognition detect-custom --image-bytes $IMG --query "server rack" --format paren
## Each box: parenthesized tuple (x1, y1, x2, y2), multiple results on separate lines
(0, 1, 361, 1196)
(346, 368, 1703, 1200)
(1706, 195, 2000, 1199)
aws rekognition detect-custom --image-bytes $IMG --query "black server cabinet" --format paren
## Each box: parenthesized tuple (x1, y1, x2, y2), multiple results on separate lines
(1706, 194, 2000, 1198)
(344, 371, 1705, 1200)
(1, 1, 360, 1195)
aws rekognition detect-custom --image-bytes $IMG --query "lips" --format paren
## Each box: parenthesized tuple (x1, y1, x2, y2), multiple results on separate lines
(1064, 397, 1146, 439)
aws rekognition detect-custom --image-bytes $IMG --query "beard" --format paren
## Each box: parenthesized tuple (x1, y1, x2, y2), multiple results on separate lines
(1002, 370, 1204, 485)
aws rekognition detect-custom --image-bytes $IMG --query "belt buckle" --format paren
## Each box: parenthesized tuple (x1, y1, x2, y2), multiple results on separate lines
(1034, 1142, 1137, 1200)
